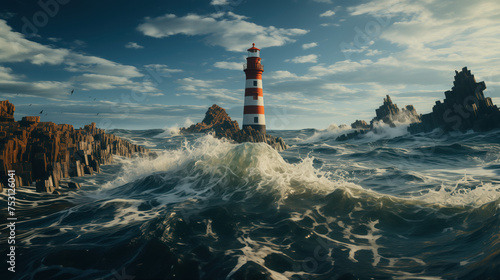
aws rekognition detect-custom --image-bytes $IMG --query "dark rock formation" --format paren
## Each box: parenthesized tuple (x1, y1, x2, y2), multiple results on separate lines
(409, 67, 500, 134)
(0, 100, 149, 193)
(180, 104, 240, 139)
(371, 95, 421, 128)
(337, 95, 420, 141)
(180, 104, 288, 151)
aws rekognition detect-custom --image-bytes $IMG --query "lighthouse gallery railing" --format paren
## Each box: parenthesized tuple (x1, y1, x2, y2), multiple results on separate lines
(243, 63, 264, 71)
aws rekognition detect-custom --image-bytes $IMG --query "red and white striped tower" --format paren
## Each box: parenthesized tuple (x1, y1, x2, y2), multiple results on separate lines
(243, 43, 266, 134)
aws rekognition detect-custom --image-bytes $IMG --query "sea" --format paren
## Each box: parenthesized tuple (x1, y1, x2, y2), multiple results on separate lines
(2, 120, 500, 280)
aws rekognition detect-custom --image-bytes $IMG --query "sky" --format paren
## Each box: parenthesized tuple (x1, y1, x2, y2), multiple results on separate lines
(0, 0, 499, 130)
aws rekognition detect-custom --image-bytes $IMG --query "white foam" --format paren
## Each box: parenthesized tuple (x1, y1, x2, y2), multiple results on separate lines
(153, 125, 180, 138)
(416, 174, 500, 207)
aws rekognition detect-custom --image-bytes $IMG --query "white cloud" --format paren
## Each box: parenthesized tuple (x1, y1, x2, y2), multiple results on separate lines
(176, 77, 221, 89)
(125, 42, 144, 49)
(214, 61, 243, 70)
(145, 64, 183, 73)
(0, 80, 71, 97)
(210, 0, 229, 5)
(137, 12, 308, 52)
(337, 0, 500, 108)
(285, 54, 318, 64)
(267, 70, 318, 81)
(320, 10, 336, 17)
(0, 19, 165, 98)
(321, 83, 358, 94)
(302, 42, 318, 49)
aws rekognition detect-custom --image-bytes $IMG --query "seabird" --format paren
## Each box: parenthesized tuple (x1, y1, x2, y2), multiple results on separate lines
(39, 110, 43, 114)
(71, 89, 74, 95)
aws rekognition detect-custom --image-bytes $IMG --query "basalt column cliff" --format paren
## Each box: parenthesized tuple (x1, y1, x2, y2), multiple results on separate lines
(0, 100, 149, 193)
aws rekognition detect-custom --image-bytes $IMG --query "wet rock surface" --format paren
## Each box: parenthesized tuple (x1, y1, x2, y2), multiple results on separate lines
(0, 100, 150, 193)
(337, 95, 420, 141)
(180, 104, 288, 151)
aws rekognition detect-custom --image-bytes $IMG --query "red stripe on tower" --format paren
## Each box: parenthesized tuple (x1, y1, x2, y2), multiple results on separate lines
(243, 43, 266, 134)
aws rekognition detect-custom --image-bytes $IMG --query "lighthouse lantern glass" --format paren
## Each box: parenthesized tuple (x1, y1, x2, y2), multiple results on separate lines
(248, 50, 260, 57)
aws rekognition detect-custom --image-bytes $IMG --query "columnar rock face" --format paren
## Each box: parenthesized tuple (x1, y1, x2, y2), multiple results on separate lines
(0, 101, 149, 193)
(180, 104, 288, 151)
(0, 100, 15, 122)
(409, 67, 500, 133)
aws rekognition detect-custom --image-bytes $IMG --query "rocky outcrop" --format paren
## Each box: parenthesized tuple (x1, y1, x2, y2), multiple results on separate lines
(409, 67, 500, 134)
(180, 104, 240, 139)
(0, 100, 15, 122)
(180, 104, 288, 151)
(0, 100, 149, 193)
(351, 120, 369, 130)
(371, 95, 421, 127)
(337, 95, 420, 141)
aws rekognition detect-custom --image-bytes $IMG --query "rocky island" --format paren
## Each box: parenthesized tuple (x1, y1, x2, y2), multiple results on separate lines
(336, 95, 420, 141)
(180, 104, 288, 151)
(337, 67, 500, 141)
(409, 67, 500, 133)
(0, 100, 149, 193)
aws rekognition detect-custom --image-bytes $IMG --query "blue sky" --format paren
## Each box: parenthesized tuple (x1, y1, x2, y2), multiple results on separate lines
(0, 0, 499, 130)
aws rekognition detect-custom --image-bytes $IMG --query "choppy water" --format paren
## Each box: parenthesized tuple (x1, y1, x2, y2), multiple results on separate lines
(2, 122, 500, 280)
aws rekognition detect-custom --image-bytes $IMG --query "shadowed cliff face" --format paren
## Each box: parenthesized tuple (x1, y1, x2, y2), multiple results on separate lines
(180, 104, 288, 151)
(0, 100, 150, 193)
(409, 67, 500, 133)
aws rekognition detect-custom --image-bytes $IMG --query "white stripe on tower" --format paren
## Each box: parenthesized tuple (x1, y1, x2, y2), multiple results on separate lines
(243, 43, 266, 134)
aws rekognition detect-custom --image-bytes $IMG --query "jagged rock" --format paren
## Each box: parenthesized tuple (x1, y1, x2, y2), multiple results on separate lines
(180, 104, 288, 151)
(0, 102, 149, 193)
(409, 67, 500, 134)
(180, 104, 240, 137)
(0, 100, 15, 122)
(337, 95, 420, 141)
(351, 120, 369, 130)
(233, 126, 288, 152)
(371, 95, 421, 128)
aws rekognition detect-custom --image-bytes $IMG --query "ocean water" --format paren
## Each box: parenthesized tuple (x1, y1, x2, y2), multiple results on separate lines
(2, 121, 500, 280)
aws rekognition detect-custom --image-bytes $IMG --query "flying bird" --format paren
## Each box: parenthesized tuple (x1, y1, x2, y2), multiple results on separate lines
(39, 110, 43, 114)
(70, 89, 74, 95)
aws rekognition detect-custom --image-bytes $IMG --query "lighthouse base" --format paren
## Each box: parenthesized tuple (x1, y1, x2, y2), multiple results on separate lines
(243, 125, 266, 135)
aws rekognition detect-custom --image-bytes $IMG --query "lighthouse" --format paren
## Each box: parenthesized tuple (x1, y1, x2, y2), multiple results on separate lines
(243, 43, 266, 134)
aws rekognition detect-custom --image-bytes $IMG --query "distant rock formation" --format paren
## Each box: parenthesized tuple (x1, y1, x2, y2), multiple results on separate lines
(180, 104, 288, 151)
(337, 95, 420, 141)
(372, 95, 421, 127)
(0, 100, 150, 193)
(409, 67, 500, 133)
